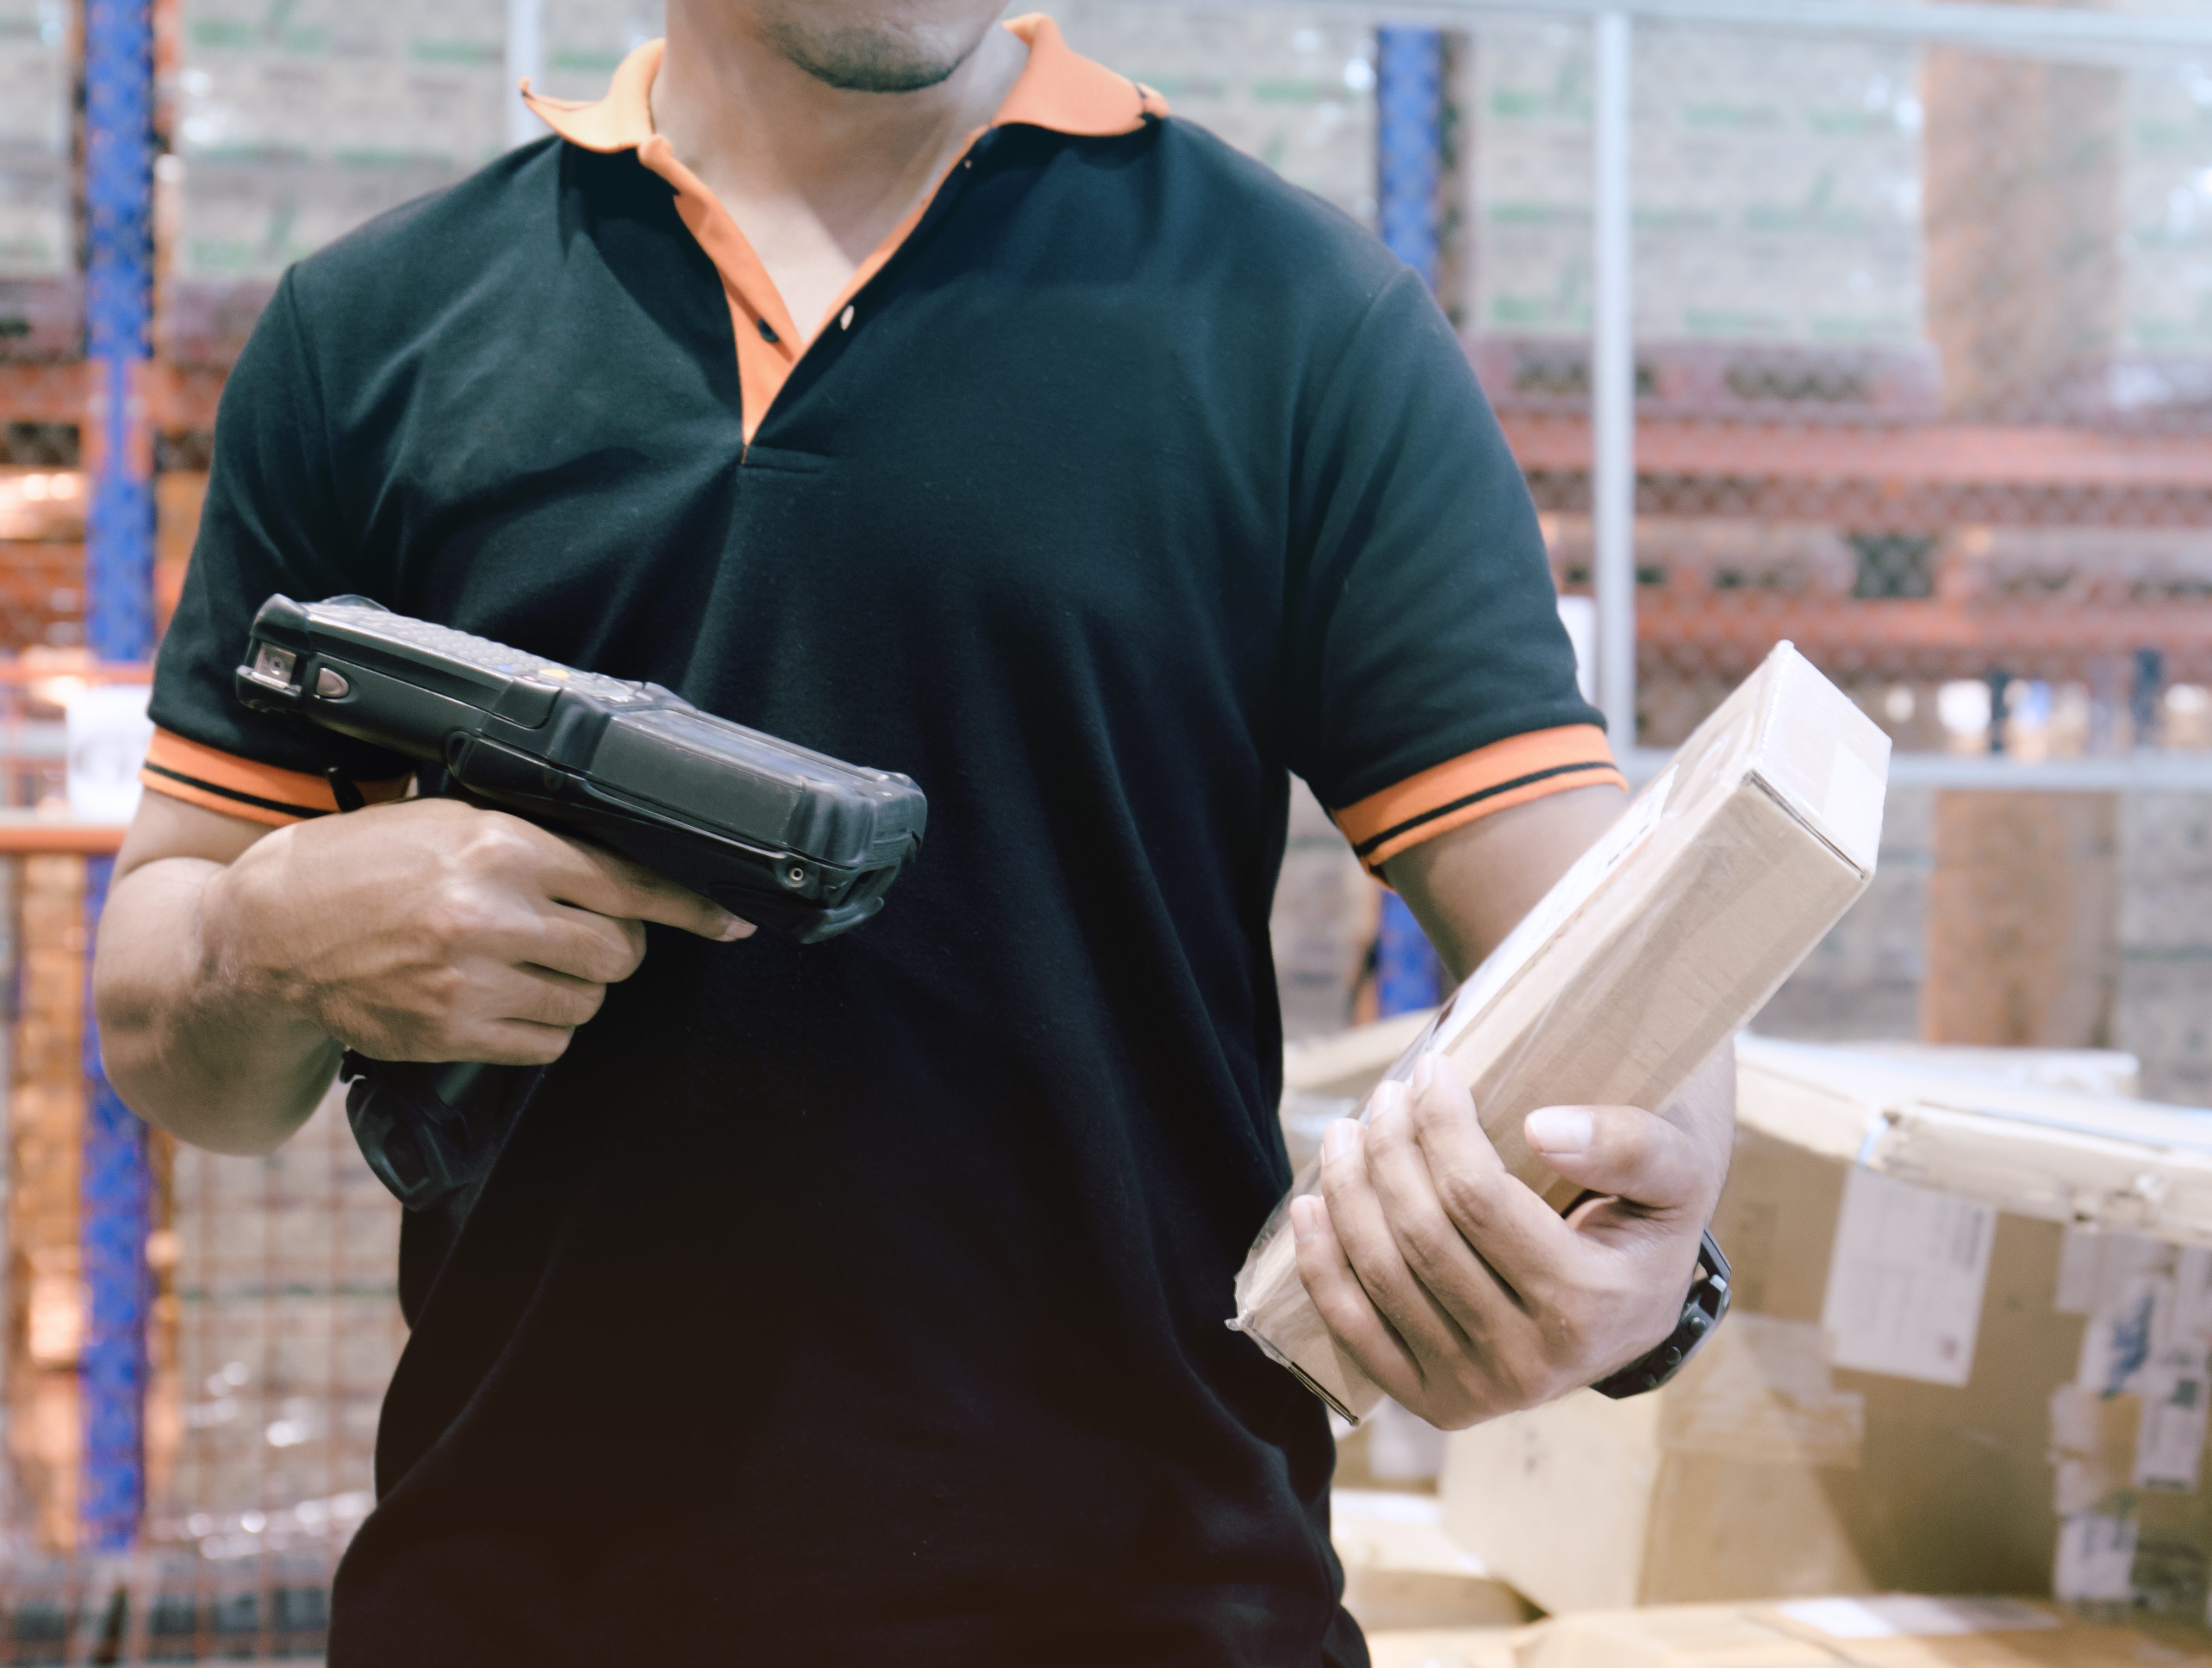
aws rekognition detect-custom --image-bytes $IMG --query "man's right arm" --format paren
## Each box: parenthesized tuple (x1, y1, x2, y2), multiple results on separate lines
(92, 792, 750, 1157)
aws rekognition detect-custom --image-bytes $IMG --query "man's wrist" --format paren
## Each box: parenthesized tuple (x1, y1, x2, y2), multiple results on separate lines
(1590, 1230, 1731, 1399)
(197, 835, 330, 1045)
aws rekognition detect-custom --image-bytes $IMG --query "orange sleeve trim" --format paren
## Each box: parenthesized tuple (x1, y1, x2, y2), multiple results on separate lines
(1332, 724, 1626, 874)
(139, 729, 410, 828)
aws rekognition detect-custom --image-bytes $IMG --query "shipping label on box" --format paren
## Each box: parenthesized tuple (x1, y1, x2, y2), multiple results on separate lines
(1820, 1167, 1996, 1389)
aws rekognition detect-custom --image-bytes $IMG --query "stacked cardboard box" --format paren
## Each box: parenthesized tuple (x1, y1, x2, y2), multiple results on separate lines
(155, 1085, 403, 1566)
(1047, 1, 1377, 226)
(1923, 792, 2119, 1051)
(165, 0, 510, 361)
(1922, 42, 2123, 422)
(1466, 19, 1936, 419)
(1331, 1488, 1534, 1635)
(0, 0, 78, 358)
(2075, 4, 2212, 421)
(1923, 7, 2212, 426)
(7, 855, 78, 1552)
(153, 470, 205, 638)
(1367, 1598, 2212, 1668)
(1440, 1037, 2212, 1622)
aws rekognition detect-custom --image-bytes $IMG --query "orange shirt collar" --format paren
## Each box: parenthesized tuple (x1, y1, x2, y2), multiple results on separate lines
(519, 14, 1165, 152)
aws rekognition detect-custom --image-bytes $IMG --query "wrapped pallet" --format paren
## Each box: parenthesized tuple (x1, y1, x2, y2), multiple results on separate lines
(0, 0, 78, 356)
(155, 1085, 404, 1568)
(1234, 643, 1889, 1420)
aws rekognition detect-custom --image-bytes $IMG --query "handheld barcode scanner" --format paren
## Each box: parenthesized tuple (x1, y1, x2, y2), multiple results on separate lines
(236, 594, 928, 1212)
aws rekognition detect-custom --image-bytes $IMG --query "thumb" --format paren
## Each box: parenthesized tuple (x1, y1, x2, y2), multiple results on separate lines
(1522, 1104, 1705, 1217)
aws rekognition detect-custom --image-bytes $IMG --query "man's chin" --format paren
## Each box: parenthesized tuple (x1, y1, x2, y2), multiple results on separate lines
(765, 22, 975, 92)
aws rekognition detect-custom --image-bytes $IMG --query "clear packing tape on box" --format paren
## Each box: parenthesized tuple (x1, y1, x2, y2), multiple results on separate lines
(1230, 643, 1892, 1422)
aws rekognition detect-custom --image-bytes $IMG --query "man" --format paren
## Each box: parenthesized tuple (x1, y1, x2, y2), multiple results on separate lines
(92, 2, 1732, 1661)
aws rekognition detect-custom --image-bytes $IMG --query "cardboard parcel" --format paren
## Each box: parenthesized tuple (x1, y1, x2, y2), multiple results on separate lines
(1233, 642, 1891, 1420)
(1442, 1036, 2212, 1620)
(1366, 1598, 2212, 1668)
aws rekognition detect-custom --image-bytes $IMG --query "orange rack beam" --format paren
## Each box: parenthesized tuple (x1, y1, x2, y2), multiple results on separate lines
(0, 816, 127, 854)
(1500, 413, 2212, 528)
(1500, 414, 2212, 491)
(0, 362, 226, 434)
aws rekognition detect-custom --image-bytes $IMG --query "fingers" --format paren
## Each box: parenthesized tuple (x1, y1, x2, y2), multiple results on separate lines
(1403, 1055, 1587, 1300)
(523, 905, 647, 986)
(469, 813, 750, 942)
(1361, 1076, 1527, 1342)
(1523, 1101, 1708, 1218)
(545, 833, 753, 941)
(470, 1018, 579, 1068)
(471, 957, 607, 1032)
(1316, 1110, 1473, 1360)
(1658, 1041, 1738, 1205)
(1289, 1194, 1426, 1404)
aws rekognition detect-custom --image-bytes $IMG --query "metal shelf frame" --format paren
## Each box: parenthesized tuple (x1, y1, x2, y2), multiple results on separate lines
(24, 0, 2212, 1552)
(79, 0, 157, 1555)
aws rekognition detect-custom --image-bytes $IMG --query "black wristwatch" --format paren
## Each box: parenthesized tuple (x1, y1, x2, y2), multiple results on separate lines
(1590, 1230, 1731, 1399)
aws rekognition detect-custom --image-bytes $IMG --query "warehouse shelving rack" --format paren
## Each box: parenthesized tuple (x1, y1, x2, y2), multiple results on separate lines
(5, 0, 2212, 1560)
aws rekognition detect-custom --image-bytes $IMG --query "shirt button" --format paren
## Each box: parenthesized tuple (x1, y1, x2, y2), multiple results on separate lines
(839, 305, 855, 331)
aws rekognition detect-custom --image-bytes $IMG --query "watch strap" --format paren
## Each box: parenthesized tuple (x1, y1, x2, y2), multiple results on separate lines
(1591, 1229, 1732, 1399)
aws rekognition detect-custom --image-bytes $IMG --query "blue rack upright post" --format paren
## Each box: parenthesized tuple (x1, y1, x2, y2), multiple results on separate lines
(80, 0, 158, 1554)
(1373, 24, 1447, 1018)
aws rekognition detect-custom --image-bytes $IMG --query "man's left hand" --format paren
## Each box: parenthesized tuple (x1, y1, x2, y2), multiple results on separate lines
(1288, 1041, 1734, 1430)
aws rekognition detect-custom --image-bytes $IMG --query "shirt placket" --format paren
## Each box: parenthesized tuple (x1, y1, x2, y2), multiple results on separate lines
(634, 130, 995, 447)
(635, 135, 803, 444)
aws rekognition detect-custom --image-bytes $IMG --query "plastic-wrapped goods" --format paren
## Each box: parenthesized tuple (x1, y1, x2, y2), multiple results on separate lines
(155, 1085, 403, 1566)
(0, 1, 68, 275)
(1045, 2, 1376, 226)
(2092, 54, 2212, 416)
(1230, 643, 1890, 1422)
(8, 855, 82, 1553)
(167, 0, 509, 360)
(0, 0, 77, 357)
(535, 0, 663, 103)
(1468, 20, 1935, 418)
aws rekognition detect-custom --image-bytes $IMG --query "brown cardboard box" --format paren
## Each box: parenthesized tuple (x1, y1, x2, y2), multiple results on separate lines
(1236, 644, 1889, 1420)
(1332, 1490, 1535, 1634)
(1440, 1137, 2080, 1611)
(1519, 1599, 2212, 1668)
(1364, 1627, 1524, 1668)
(1444, 1038, 2212, 1618)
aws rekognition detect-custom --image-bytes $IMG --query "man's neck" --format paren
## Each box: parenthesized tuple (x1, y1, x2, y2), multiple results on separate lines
(651, 5, 1027, 341)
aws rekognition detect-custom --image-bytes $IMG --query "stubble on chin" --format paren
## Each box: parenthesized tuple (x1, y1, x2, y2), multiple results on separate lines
(755, 13, 983, 93)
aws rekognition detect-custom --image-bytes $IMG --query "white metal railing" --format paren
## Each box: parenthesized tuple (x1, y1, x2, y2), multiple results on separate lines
(1293, 0, 2212, 790)
(1221, 0, 2212, 59)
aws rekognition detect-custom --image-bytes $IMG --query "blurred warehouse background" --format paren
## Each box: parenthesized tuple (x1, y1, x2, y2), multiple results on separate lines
(5, 0, 2212, 1658)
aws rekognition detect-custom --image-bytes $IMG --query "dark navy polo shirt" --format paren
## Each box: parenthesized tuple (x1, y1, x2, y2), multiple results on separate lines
(145, 18, 1616, 1666)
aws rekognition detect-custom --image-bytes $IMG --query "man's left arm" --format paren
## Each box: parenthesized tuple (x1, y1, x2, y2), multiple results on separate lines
(1288, 782, 1735, 1429)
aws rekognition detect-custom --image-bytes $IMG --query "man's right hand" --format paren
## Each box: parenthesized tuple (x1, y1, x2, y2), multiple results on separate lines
(93, 790, 749, 1155)
(207, 795, 749, 1067)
